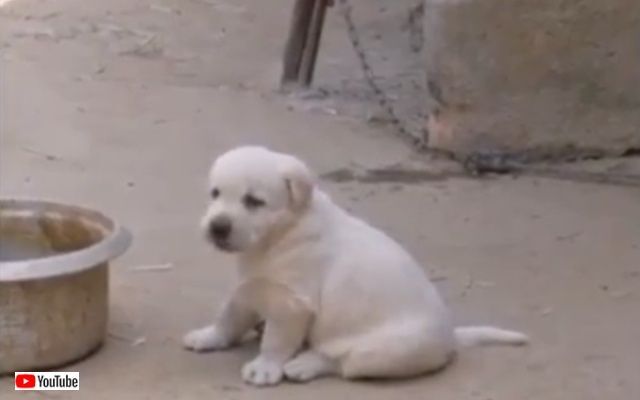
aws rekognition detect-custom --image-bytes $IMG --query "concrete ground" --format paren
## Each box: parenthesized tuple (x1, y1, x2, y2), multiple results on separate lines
(1, 0, 639, 399)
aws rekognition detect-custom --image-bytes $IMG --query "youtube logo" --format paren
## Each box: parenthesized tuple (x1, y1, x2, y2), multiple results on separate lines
(15, 374, 36, 389)
(14, 372, 80, 391)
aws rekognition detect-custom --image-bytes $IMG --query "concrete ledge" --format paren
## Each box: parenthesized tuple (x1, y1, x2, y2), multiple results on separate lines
(423, 0, 640, 154)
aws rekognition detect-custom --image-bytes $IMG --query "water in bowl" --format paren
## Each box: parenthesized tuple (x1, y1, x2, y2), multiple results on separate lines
(0, 233, 58, 262)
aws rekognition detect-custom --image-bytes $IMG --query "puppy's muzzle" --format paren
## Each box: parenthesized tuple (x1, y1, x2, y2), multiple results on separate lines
(208, 215, 232, 244)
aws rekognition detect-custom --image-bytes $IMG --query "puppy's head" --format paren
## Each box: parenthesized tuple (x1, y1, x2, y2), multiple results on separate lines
(201, 146, 314, 253)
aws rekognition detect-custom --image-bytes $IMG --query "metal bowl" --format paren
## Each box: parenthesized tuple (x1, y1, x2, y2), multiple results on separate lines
(0, 198, 131, 374)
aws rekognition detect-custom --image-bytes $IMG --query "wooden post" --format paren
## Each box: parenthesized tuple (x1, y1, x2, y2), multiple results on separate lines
(298, 0, 329, 86)
(281, 0, 331, 89)
(281, 0, 315, 88)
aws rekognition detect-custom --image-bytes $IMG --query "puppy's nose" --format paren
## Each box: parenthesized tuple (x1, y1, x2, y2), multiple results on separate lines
(209, 216, 232, 240)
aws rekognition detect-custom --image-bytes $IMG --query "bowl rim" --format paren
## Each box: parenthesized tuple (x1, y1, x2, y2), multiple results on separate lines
(0, 197, 132, 282)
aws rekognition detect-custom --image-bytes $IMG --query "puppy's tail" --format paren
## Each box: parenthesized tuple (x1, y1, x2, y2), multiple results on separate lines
(454, 326, 529, 348)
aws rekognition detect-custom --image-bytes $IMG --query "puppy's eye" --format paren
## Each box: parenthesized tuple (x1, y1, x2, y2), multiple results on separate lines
(243, 194, 266, 210)
(210, 188, 220, 199)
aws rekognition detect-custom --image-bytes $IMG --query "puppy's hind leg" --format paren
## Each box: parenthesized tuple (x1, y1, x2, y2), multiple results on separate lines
(339, 327, 454, 380)
(284, 351, 339, 382)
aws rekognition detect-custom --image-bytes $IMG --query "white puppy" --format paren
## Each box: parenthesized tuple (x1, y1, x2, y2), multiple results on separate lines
(184, 146, 528, 386)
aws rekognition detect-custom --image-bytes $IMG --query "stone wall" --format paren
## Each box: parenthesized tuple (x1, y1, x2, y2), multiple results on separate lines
(422, 0, 640, 155)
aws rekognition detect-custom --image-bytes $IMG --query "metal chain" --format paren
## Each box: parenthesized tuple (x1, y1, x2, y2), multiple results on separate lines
(335, 0, 640, 185)
(336, 0, 430, 152)
(336, 0, 525, 169)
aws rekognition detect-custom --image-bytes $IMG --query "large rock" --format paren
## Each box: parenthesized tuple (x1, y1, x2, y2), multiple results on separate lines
(423, 0, 640, 155)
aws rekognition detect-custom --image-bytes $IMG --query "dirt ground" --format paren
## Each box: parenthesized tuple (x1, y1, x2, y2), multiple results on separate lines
(1, 0, 640, 399)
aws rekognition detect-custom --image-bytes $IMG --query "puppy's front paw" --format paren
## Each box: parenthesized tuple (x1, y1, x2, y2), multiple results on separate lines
(242, 356, 284, 386)
(183, 325, 231, 352)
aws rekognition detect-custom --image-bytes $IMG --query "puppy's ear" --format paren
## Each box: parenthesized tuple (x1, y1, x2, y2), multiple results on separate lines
(279, 155, 315, 211)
